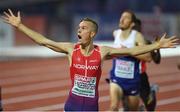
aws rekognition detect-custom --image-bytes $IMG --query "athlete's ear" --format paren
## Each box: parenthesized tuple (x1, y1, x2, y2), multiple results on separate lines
(90, 31, 96, 38)
(131, 22, 135, 28)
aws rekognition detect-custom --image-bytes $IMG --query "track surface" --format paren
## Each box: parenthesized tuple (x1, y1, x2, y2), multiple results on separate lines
(0, 56, 180, 111)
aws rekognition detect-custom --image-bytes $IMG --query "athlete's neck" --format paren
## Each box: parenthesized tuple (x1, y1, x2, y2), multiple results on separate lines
(121, 28, 132, 40)
(80, 41, 94, 56)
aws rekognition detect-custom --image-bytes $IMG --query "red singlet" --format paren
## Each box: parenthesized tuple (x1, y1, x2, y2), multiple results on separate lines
(69, 44, 102, 98)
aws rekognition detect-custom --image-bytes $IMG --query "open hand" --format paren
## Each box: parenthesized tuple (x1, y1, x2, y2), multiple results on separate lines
(158, 33, 179, 48)
(2, 9, 21, 27)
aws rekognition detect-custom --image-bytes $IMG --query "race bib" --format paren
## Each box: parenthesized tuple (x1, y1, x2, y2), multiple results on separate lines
(72, 74, 96, 98)
(114, 60, 135, 79)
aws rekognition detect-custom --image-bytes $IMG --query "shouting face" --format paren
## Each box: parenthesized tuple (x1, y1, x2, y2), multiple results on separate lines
(77, 21, 96, 46)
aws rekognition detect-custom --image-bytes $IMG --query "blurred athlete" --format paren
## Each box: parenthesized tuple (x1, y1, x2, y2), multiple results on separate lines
(2, 9, 178, 111)
(108, 10, 163, 111)
(108, 10, 150, 111)
(131, 18, 161, 111)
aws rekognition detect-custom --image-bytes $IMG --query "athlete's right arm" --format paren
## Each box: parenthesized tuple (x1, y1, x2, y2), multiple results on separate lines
(2, 9, 74, 54)
(17, 24, 74, 54)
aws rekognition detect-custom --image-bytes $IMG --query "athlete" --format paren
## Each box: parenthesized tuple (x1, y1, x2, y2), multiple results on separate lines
(130, 18, 161, 111)
(108, 10, 162, 111)
(139, 40, 161, 111)
(2, 9, 178, 111)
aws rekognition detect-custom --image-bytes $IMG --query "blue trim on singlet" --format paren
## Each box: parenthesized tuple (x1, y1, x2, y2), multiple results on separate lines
(110, 56, 140, 95)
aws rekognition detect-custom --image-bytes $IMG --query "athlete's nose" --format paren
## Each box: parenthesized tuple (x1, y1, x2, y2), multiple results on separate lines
(78, 28, 81, 34)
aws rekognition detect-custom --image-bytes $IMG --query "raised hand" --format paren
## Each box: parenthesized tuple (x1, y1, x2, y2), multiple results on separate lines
(2, 9, 21, 27)
(158, 33, 179, 48)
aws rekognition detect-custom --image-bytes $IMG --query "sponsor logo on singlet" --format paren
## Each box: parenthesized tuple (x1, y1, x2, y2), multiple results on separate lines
(131, 90, 137, 94)
(89, 59, 98, 63)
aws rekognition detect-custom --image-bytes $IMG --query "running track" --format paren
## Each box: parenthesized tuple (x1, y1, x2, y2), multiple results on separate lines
(0, 56, 180, 111)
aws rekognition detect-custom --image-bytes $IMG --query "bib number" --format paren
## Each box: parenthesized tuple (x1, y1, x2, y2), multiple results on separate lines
(114, 60, 135, 79)
(72, 74, 96, 98)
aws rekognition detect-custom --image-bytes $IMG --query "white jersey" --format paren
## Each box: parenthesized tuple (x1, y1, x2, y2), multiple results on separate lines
(113, 29, 137, 48)
(111, 29, 140, 79)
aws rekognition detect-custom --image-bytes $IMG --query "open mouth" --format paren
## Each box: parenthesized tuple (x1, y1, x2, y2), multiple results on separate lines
(78, 35, 82, 39)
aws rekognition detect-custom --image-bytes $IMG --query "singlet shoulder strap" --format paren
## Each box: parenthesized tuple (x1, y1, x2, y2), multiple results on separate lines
(113, 29, 121, 37)
(94, 45, 100, 52)
(73, 44, 81, 51)
(130, 30, 137, 40)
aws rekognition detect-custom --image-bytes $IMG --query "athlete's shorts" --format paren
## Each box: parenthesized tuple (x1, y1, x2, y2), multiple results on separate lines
(110, 57, 141, 96)
(64, 93, 98, 111)
(110, 78, 140, 96)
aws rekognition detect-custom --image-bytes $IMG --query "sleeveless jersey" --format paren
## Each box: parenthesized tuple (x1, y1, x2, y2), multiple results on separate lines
(64, 44, 101, 111)
(140, 61, 147, 74)
(113, 29, 136, 48)
(110, 29, 140, 93)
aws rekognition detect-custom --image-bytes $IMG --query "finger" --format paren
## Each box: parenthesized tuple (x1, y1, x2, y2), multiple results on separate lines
(169, 36, 177, 40)
(169, 38, 179, 44)
(169, 45, 177, 48)
(17, 11, 20, 18)
(172, 42, 179, 46)
(8, 9, 14, 17)
(163, 33, 167, 37)
(2, 19, 10, 24)
(169, 42, 179, 48)
(161, 33, 167, 40)
(171, 38, 179, 43)
(165, 36, 177, 42)
(3, 11, 10, 18)
(1, 16, 9, 21)
(174, 43, 180, 45)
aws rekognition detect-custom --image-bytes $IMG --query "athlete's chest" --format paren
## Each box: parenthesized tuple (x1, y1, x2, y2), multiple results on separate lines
(72, 51, 101, 71)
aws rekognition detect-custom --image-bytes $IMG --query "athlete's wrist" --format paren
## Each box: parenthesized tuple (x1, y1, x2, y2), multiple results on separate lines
(16, 22, 22, 29)
(154, 42, 160, 50)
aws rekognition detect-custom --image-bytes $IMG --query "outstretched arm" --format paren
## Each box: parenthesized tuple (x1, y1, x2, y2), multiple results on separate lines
(2, 9, 73, 54)
(101, 34, 178, 60)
